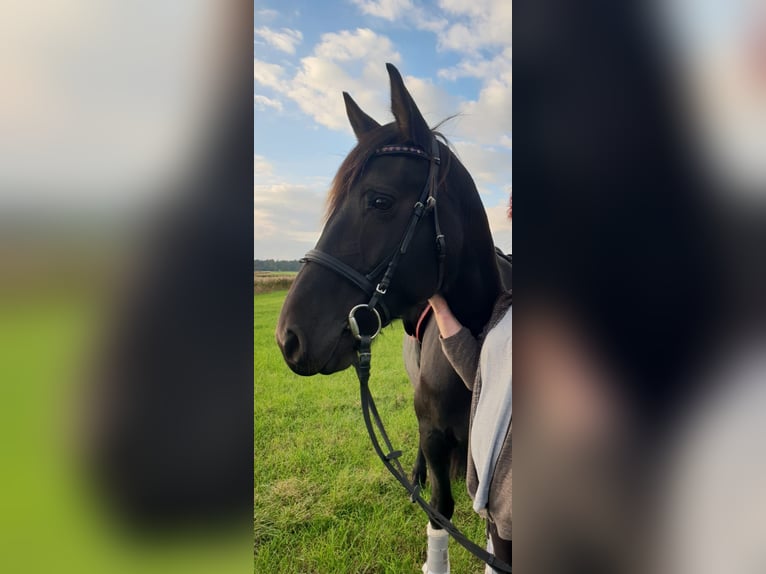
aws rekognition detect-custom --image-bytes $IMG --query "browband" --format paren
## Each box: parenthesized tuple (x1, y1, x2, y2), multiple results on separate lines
(374, 145, 437, 162)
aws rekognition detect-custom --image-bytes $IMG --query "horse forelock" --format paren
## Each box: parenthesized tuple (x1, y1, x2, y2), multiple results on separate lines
(325, 124, 401, 220)
(325, 125, 457, 221)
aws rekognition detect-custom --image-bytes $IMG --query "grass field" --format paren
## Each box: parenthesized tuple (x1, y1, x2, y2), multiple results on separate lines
(255, 290, 486, 573)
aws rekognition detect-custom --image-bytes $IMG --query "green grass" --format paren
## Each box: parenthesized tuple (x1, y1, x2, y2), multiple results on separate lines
(255, 291, 486, 573)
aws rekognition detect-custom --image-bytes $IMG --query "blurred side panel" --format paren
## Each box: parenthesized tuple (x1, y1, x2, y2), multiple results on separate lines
(515, 0, 764, 572)
(0, 1, 254, 573)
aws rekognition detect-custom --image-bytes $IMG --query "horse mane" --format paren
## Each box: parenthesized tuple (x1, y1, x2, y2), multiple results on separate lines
(326, 123, 455, 220)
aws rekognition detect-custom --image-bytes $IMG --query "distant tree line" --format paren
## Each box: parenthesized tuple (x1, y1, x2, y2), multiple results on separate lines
(254, 259, 301, 271)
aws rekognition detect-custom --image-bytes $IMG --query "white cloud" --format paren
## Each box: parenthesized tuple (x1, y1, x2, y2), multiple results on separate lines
(285, 29, 402, 131)
(342, 1, 512, 147)
(254, 155, 274, 179)
(253, 94, 283, 111)
(351, 0, 413, 20)
(261, 28, 469, 132)
(254, 26, 510, 144)
(313, 28, 399, 62)
(486, 197, 512, 254)
(287, 58, 356, 130)
(437, 47, 512, 147)
(254, 207, 278, 239)
(253, 29, 405, 131)
(451, 140, 510, 188)
(254, 180, 326, 258)
(437, 0, 512, 54)
(438, 46, 512, 81)
(254, 26, 303, 54)
(253, 59, 287, 91)
(254, 8, 279, 22)
(454, 74, 512, 145)
(350, 0, 447, 33)
(417, 16, 449, 33)
(350, 0, 511, 55)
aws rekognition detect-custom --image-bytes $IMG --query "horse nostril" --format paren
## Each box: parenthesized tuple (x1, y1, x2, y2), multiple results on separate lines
(282, 327, 303, 363)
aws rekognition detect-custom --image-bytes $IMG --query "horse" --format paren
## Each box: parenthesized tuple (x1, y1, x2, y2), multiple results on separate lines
(276, 63, 506, 532)
(402, 249, 512, 518)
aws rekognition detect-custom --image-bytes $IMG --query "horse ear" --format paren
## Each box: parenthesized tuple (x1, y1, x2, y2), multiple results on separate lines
(343, 92, 380, 140)
(386, 63, 431, 147)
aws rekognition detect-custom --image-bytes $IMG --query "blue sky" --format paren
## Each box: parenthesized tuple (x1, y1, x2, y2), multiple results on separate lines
(254, 0, 512, 259)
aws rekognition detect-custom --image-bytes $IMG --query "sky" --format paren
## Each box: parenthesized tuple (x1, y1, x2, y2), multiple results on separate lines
(253, 0, 512, 260)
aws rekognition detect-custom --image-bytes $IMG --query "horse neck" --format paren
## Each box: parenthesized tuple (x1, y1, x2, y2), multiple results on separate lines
(443, 190, 503, 337)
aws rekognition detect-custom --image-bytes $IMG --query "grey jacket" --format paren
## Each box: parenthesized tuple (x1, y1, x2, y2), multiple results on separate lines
(440, 290, 512, 540)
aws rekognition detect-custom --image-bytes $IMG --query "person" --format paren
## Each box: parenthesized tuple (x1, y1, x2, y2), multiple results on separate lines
(428, 273, 512, 570)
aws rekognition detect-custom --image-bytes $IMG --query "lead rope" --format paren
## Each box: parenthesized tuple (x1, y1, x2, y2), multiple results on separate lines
(354, 337, 512, 574)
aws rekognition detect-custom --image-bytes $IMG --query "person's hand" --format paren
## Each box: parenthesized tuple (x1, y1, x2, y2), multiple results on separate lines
(428, 293, 448, 313)
(428, 294, 462, 338)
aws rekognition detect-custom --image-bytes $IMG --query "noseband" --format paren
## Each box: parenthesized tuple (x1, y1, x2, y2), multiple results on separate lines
(300, 136, 511, 573)
(301, 136, 446, 338)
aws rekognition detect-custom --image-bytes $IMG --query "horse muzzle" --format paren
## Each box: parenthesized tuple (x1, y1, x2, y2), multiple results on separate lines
(276, 321, 356, 376)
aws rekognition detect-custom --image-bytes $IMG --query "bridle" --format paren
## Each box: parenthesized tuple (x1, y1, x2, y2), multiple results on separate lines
(300, 136, 512, 574)
(303, 136, 446, 334)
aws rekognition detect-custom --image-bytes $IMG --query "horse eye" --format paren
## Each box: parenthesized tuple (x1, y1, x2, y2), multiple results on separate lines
(372, 196, 393, 211)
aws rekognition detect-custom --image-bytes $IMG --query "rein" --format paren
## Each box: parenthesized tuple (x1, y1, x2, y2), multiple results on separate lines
(355, 337, 512, 574)
(301, 137, 511, 574)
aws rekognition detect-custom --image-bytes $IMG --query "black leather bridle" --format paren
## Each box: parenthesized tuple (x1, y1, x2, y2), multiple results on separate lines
(300, 136, 512, 574)
(302, 136, 446, 333)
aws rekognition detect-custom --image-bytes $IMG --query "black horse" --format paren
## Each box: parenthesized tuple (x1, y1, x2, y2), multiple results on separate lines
(402, 250, 511, 520)
(276, 63, 506, 527)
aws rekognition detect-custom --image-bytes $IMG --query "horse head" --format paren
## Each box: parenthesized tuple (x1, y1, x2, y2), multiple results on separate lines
(276, 63, 497, 376)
